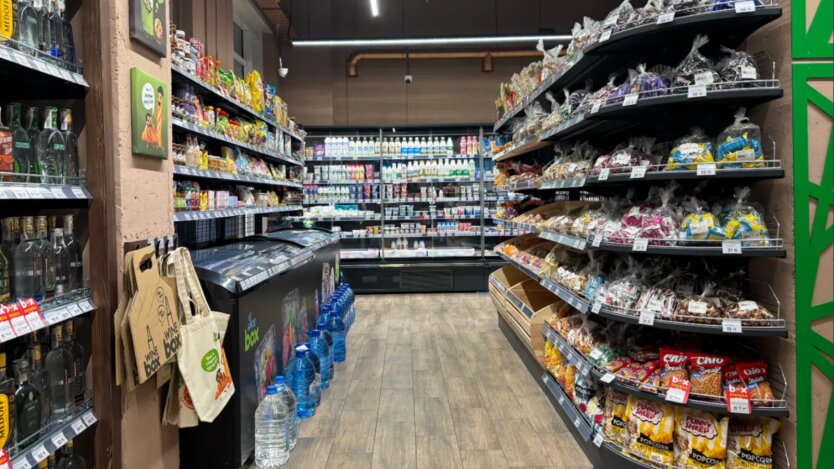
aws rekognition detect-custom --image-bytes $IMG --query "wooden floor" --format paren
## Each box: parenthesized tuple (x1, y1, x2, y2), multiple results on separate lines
(256, 293, 591, 469)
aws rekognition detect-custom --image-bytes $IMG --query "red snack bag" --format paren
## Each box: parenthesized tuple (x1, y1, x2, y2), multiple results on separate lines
(688, 353, 727, 398)
(736, 360, 775, 404)
(606, 355, 634, 373)
(722, 361, 744, 390)
(659, 347, 689, 389)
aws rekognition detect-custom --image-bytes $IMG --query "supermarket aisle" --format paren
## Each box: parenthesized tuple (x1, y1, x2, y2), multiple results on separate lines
(274, 293, 592, 469)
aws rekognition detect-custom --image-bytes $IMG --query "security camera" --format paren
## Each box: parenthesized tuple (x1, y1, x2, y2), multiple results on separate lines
(404, 74, 413, 85)
(279, 57, 288, 78)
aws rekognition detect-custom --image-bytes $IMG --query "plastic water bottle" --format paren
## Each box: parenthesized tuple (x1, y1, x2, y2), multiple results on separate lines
(301, 342, 322, 407)
(308, 330, 332, 389)
(328, 309, 347, 363)
(254, 385, 290, 468)
(315, 316, 335, 378)
(284, 346, 296, 392)
(290, 345, 316, 419)
(273, 376, 298, 450)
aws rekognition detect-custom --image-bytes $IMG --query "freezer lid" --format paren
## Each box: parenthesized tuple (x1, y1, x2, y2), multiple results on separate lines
(190, 239, 315, 294)
(263, 228, 339, 249)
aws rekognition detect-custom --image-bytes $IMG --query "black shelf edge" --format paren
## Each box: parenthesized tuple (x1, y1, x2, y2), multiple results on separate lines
(172, 166, 303, 189)
(1, 291, 96, 345)
(9, 403, 97, 467)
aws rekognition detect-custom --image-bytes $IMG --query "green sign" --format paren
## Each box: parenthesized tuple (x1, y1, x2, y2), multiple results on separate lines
(130, 67, 168, 159)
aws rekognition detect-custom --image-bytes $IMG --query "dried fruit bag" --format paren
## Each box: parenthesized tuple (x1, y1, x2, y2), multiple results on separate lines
(674, 408, 729, 468)
(727, 417, 781, 469)
(624, 396, 676, 465)
(668, 128, 715, 170)
(716, 109, 764, 168)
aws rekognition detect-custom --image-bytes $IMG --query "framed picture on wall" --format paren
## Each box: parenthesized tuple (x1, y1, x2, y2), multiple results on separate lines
(129, 0, 168, 56)
(130, 68, 169, 158)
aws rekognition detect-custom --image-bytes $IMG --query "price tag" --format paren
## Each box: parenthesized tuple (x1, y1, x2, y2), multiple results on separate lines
(630, 166, 647, 179)
(591, 102, 602, 114)
(13, 458, 31, 469)
(591, 302, 602, 314)
(639, 311, 656, 326)
(592, 234, 602, 247)
(593, 432, 605, 447)
(632, 238, 649, 252)
(51, 187, 68, 198)
(26, 187, 44, 198)
(722, 240, 742, 254)
(735, 0, 756, 12)
(33, 59, 48, 72)
(725, 384, 752, 414)
(722, 319, 743, 333)
(0, 321, 15, 342)
(739, 66, 758, 80)
(12, 187, 28, 199)
(688, 84, 708, 98)
(67, 303, 83, 317)
(622, 94, 639, 106)
(82, 412, 98, 426)
(696, 163, 718, 176)
(51, 433, 68, 448)
(665, 376, 691, 404)
(590, 349, 604, 360)
(71, 187, 86, 198)
(574, 416, 582, 428)
(599, 30, 612, 42)
(656, 11, 675, 24)
(9, 313, 31, 335)
(70, 419, 87, 434)
(600, 373, 616, 384)
(597, 168, 610, 181)
(558, 394, 565, 405)
(31, 445, 49, 463)
(23, 310, 46, 331)
(0, 47, 10, 60)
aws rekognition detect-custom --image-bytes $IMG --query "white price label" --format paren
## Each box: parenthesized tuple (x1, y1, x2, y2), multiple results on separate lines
(722, 240, 743, 254)
(31, 445, 49, 462)
(632, 238, 649, 252)
(597, 168, 610, 181)
(71, 188, 86, 198)
(592, 234, 602, 247)
(738, 300, 758, 312)
(51, 433, 68, 448)
(10, 315, 31, 335)
(697, 163, 717, 176)
(694, 71, 715, 85)
(12, 187, 29, 199)
(574, 416, 582, 428)
(729, 397, 751, 414)
(735, 0, 756, 12)
(24, 312, 45, 330)
(600, 373, 616, 384)
(741, 66, 758, 79)
(33, 60, 48, 72)
(0, 47, 10, 60)
(639, 311, 656, 326)
(656, 12, 675, 24)
(558, 395, 565, 405)
(593, 432, 605, 447)
(13, 458, 32, 469)
(0, 321, 16, 341)
(665, 387, 689, 404)
(622, 94, 639, 106)
(82, 412, 98, 426)
(591, 102, 602, 114)
(67, 303, 83, 317)
(722, 319, 743, 333)
(688, 84, 708, 98)
(27, 187, 44, 198)
(688, 301, 708, 315)
(46, 64, 61, 77)
(591, 302, 602, 314)
(630, 166, 647, 179)
(736, 148, 756, 161)
(599, 30, 612, 42)
(590, 349, 604, 360)
(70, 419, 87, 434)
(51, 187, 68, 198)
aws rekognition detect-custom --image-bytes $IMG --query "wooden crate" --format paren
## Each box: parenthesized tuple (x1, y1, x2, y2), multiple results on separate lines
(488, 265, 533, 314)
(502, 279, 562, 363)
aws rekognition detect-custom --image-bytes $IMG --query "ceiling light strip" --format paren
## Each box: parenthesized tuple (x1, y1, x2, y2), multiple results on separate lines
(292, 35, 570, 47)
(369, 0, 379, 17)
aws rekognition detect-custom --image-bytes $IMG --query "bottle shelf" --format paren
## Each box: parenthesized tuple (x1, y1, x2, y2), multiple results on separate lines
(290, 215, 381, 222)
(9, 402, 97, 468)
(307, 155, 381, 162)
(0, 183, 91, 201)
(0, 45, 87, 96)
(385, 215, 482, 221)
(385, 197, 483, 204)
(174, 205, 302, 222)
(0, 289, 96, 345)
(173, 165, 302, 189)
(382, 154, 482, 161)
(171, 117, 301, 167)
(386, 177, 481, 184)
(304, 179, 381, 185)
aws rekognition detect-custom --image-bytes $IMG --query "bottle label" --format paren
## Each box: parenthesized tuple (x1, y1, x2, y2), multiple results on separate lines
(0, 394, 9, 448)
(14, 142, 30, 149)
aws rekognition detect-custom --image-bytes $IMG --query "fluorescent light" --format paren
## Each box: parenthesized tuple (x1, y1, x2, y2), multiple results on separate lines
(292, 34, 570, 47)
(370, 0, 379, 17)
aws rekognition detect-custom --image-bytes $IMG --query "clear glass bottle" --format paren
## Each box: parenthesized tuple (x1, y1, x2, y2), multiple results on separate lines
(51, 228, 70, 297)
(13, 217, 44, 300)
(65, 320, 85, 405)
(24, 107, 42, 178)
(14, 358, 41, 445)
(0, 352, 16, 452)
(15, 0, 42, 55)
(46, 0, 62, 62)
(36, 216, 56, 297)
(28, 341, 51, 426)
(57, 0, 74, 67)
(55, 439, 86, 469)
(45, 324, 74, 421)
(37, 106, 65, 184)
(0, 106, 13, 181)
(7, 103, 36, 182)
(62, 215, 81, 291)
(0, 219, 18, 302)
(0, 227, 10, 304)
(34, 0, 50, 57)
(59, 109, 78, 182)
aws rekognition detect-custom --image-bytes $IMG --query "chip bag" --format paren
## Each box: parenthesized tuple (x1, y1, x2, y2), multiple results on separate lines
(727, 417, 781, 469)
(624, 396, 676, 465)
(674, 408, 729, 468)
(736, 360, 775, 404)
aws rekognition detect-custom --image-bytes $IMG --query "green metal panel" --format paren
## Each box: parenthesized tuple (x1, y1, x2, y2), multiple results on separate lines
(792, 0, 834, 59)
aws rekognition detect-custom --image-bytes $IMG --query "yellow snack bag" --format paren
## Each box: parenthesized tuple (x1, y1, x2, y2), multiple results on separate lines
(727, 417, 781, 469)
(624, 396, 675, 466)
(674, 408, 729, 468)
(603, 389, 630, 445)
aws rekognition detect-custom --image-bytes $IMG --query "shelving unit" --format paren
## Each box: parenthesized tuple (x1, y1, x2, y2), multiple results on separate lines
(9, 404, 98, 468)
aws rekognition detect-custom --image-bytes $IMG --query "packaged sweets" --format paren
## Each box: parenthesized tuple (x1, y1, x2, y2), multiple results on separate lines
(673, 35, 720, 90)
(659, 347, 689, 389)
(679, 196, 725, 243)
(606, 355, 635, 373)
(688, 353, 727, 398)
(632, 63, 671, 98)
(667, 128, 716, 170)
(676, 282, 724, 323)
(736, 360, 776, 404)
(666, 0, 713, 15)
(718, 47, 760, 86)
(639, 183, 680, 245)
(716, 109, 765, 168)
(599, 264, 646, 310)
(635, 0, 665, 25)
(624, 396, 676, 465)
(599, 0, 637, 34)
(607, 69, 639, 106)
(723, 187, 769, 244)
(674, 408, 729, 468)
(727, 417, 781, 469)
(603, 389, 631, 444)
(567, 17, 599, 58)
(724, 299, 775, 324)
(640, 368, 662, 391)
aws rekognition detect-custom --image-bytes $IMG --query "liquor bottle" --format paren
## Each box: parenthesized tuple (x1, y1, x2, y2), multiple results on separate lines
(48, 453, 57, 469)
(34, 0, 50, 57)
(45, 324, 73, 421)
(14, 358, 41, 445)
(65, 320, 85, 405)
(13, 217, 44, 300)
(28, 341, 51, 425)
(59, 109, 78, 181)
(0, 352, 16, 451)
(37, 106, 65, 184)
(51, 228, 70, 297)
(0, 106, 13, 180)
(62, 215, 81, 290)
(0, 219, 18, 301)
(55, 439, 86, 469)
(36, 216, 56, 297)
(46, 0, 62, 62)
(24, 107, 42, 178)
(15, 0, 41, 55)
(57, 0, 74, 67)
(6, 103, 34, 182)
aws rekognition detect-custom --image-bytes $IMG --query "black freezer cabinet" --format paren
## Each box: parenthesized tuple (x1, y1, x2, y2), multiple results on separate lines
(179, 231, 341, 469)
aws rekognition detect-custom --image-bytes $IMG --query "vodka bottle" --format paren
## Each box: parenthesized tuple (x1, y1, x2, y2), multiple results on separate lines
(65, 320, 86, 405)
(51, 228, 70, 296)
(63, 215, 82, 290)
(14, 358, 41, 445)
(55, 440, 87, 469)
(7, 103, 36, 182)
(60, 109, 79, 181)
(13, 217, 44, 300)
(57, 0, 75, 67)
(37, 107, 66, 184)
(45, 324, 74, 421)
(0, 219, 18, 302)
(35, 0, 50, 57)
(15, 0, 42, 55)
(36, 216, 56, 297)
(28, 342, 51, 426)
(24, 107, 42, 177)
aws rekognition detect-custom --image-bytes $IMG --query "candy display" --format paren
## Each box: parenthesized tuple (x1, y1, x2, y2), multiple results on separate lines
(722, 187, 770, 244)
(673, 35, 721, 90)
(667, 128, 716, 171)
(716, 109, 765, 168)
(173, 136, 299, 185)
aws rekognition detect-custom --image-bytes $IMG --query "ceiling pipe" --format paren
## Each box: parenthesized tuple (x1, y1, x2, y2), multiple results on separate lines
(346, 50, 542, 77)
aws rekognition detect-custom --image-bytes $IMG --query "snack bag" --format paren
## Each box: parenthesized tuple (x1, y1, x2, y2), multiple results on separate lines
(668, 128, 716, 170)
(633, 63, 671, 98)
(600, 0, 637, 33)
(716, 109, 764, 168)
(673, 35, 720, 90)
(679, 196, 725, 243)
(674, 408, 729, 468)
(639, 183, 679, 245)
(718, 47, 760, 85)
(688, 353, 727, 398)
(727, 417, 781, 469)
(736, 360, 775, 404)
(624, 396, 676, 465)
(724, 299, 775, 324)
(603, 389, 631, 444)
(723, 187, 769, 245)
(659, 347, 689, 389)
(722, 361, 745, 390)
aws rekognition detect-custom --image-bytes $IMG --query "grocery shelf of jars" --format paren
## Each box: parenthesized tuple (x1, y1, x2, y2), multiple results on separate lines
(1, 5, 99, 467)
(487, 2, 790, 468)
(170, 31, 305, 248)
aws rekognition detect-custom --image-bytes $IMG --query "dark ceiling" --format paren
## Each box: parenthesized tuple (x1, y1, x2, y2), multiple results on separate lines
(279, 0, 625, 42)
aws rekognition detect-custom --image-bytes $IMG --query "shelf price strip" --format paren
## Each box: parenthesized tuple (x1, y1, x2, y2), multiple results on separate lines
(11, 409, 97, 468)
(0, 296, 95, 345)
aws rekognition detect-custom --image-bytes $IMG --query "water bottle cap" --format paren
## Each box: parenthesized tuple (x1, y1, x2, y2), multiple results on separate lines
(308, 330, 320, 337)
(295, 343, 310, 352)
(274, 375, 286, 384)
(266, 385, 278, 395)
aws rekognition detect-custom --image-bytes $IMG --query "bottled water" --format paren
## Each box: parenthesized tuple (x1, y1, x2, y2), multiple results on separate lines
(254, 385, 289, 468)
(302, 342, 322, 407)
(328, 310, 347, 363)
(273, 376, 298, 450)
(315, 314, 335, 378)
(290, 345, 316, 419)
(308, 330, 331, 390)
